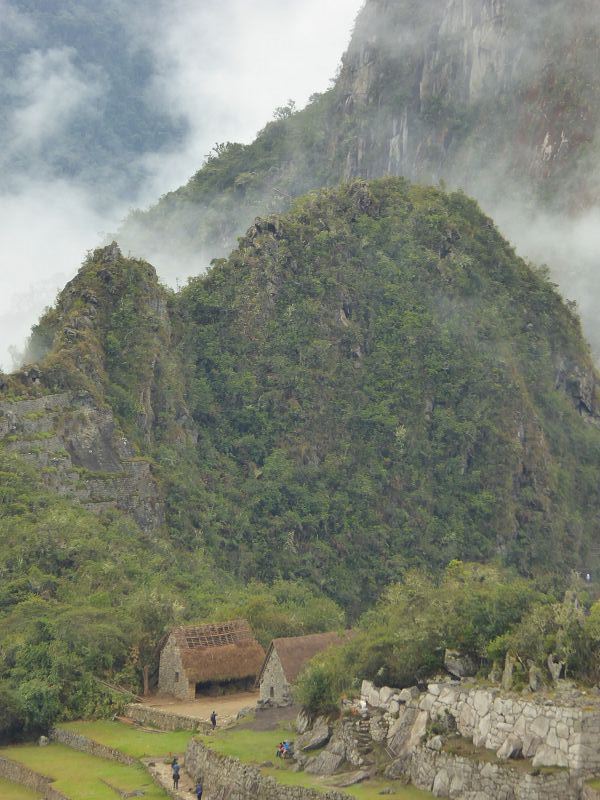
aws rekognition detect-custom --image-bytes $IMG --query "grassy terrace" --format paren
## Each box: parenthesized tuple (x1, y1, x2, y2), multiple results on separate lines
(1, 719, 432, 799)
(202, 724, 433, 799)
(0, 743, 168, 800)
(0, 778, 42, 800)
(58, 720, 193, 759)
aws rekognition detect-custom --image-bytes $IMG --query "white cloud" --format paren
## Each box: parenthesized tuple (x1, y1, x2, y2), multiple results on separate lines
(4, 47, 102, 162)
(0, 0, 364, 371)
(132, 0, 364, 198)
(0, 176, 122, 371)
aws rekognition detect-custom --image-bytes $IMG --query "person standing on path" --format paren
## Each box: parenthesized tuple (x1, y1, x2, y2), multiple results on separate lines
(172, 760, 181, 790)
(210, 710, 217, 730)
(195, 780, 203, 799)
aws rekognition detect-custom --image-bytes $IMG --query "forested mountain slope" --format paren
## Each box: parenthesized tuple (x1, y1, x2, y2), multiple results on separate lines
(3, 177, 600, 734)
(8, 179, 600, 610)
(118, 0, 600, 346)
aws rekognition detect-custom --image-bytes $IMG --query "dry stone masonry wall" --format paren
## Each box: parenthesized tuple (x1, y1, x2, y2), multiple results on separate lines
(421, 683, 600, 773)
(410, 746, 580, 800)
(125, 703, 211, 733)
(185, 738, 351, 800)
(50, 727, 136, 765)
(359, 679, 600, 799)
(362, 679, 600, 774)
(0, 755, 69, 800)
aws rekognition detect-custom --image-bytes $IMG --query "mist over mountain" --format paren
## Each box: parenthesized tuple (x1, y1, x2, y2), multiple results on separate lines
(0, 0, 362, 370)
(119, 0, 600, 353)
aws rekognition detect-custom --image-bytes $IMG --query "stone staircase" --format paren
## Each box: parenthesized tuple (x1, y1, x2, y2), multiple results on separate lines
(355, 717, 374, 756)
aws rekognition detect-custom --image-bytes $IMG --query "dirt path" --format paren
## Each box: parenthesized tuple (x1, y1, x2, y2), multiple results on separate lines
(143, 691, 258, 722)
(145, 759, 197, 799)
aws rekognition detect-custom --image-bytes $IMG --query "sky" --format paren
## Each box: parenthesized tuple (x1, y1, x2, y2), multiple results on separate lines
(0, 0, 365, 371)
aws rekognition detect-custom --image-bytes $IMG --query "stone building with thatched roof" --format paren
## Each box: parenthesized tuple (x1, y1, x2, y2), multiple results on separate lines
(158, 619, 265, 700)
(257, 631, 352, 707)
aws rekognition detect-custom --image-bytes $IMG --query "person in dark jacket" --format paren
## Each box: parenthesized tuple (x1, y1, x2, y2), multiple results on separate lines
(195, 781, 203, 799)
(172, 760, 180, 789)
(210, 710, 217, 729)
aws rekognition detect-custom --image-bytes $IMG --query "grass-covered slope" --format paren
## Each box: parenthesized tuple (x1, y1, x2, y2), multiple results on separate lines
(177, 179, 600, 605)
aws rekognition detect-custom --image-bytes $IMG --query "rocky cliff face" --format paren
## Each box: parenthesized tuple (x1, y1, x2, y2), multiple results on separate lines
(334, 0, 600, 211)
(0, 392, 164, 531)
(0, 242, 199, 533)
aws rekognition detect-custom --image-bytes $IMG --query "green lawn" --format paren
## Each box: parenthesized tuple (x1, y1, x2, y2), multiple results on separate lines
(0, 778, 41, 799)
(58, 720, 193, 758)
(203, 725, 433, 799)
(0, 743, 168, 800)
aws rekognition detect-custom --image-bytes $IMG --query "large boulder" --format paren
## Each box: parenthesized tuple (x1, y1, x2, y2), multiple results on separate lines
(387, 707, 427, 756)
(297, 717, 331, 751)
(547, 654, 564, 683)
(296, 709, 312, 734)
(331, 770, 370, 787)
(398, 686, 420, 704)
(532, 744, 568, 769)
(361, 680, 381, 707)
(496, 735, 523, 761)
(432, 768, 450, 797)
(378, 686, 396, 708)
(384, 752, 412, 779)
(444, 649, 478, 679)
(528, 662, 543, 692)
(522, 734, 542, 759)
(501, 652, 516, 691)
(305, 750, 345, 775)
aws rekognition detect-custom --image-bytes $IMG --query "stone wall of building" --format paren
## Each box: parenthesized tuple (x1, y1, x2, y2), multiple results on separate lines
(126, 703, 211, 733)
(50, 727, 136, 764)
(259, 649, 291, 706)
(420, 684, 600, 774)
(185, 737, 352, 800)
(0, 755, 69, 800)
(361, 680, 600, 775)
(158, 634, 193, 700)
(410, 745, 581, 800)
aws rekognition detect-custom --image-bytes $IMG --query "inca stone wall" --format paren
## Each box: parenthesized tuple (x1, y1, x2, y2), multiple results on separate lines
(0, 755, 69, 800)
(158, 634, 194, 700)
(361, 679, 600, 775)
(259, 649, 291, 706)
(125, 703, 210, 733)
(50, 727, 136, 764)
(185, 738, 351, 800)
(410, 745, 580, 800)
(421, 683, 600, 773)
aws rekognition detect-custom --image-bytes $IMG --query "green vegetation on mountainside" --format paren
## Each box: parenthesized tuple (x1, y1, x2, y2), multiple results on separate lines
(296, 562, 600, 714)
(0, 448, 341, 740)
(176, 179, 600, 606)
(4, 177, 600, 737)
(118, 0, 600, 272)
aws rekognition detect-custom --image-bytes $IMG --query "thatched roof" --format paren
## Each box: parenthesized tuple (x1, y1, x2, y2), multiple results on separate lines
(168, 620, 265, 683)
(258, 631, 353, 685)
